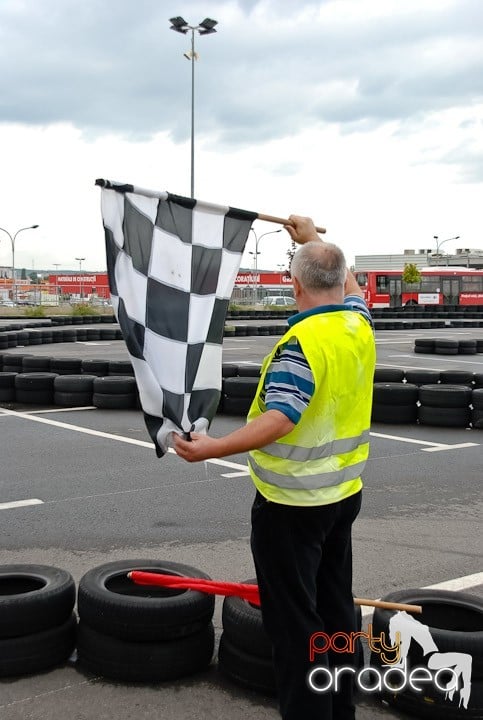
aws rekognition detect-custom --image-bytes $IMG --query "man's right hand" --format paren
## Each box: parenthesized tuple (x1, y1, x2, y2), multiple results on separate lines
(284, 215, 321, 245)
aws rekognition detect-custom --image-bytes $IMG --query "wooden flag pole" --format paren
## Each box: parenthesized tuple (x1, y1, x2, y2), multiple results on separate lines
(257, 212, 326, 235)
(354, 597, 422, 614)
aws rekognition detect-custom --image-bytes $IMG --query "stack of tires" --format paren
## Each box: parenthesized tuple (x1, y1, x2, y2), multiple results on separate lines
(459, 339, 478, 355)
(92, 376, 138, 409)
(370, 588, 483, 719)
(53, 374, 97, 407)
(50, 357, 83, 375)
(218, 584, 363, 697)
(218, 581, 276, 695)
(418, 384, 472, 427)
(222, 367, 261, 416)
(77, 560, 215, 682)
(435, 339, 459, 356)
(108, 360, 135, 376)
(414, 338, 436, 354)
(404, 369, 441, 386)
(14, 372, 58, 404)
(81, 359, 110, 376)
(0, 371, 17, 402)
(372, 382, 419, 424)
(0, 565, 76, 677)
(472, 389, 483, 429)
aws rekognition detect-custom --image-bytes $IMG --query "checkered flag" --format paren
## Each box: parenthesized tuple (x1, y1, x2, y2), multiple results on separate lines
(96, 179, 257, 457)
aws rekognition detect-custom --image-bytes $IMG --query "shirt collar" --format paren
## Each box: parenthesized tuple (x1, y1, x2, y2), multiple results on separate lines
(288, 304, 347, 327)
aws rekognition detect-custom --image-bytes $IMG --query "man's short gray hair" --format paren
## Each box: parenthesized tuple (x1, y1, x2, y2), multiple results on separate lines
(291, 241, 347, 291)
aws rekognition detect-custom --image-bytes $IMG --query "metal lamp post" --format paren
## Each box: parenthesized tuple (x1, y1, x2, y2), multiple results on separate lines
(75, 257, 85, 301)
(169, 16, 218, 198)
(249, 228, 282, 304)
(0, 224, 39, 303)
(433, 235, 460, 266)
(36, 273, 42, 306)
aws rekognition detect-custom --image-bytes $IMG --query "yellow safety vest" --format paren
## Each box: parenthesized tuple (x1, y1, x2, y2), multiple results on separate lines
(247, 307, 376, 506)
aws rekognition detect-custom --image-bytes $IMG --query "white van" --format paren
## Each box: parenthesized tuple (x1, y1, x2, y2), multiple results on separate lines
(260, 296, 295, 306)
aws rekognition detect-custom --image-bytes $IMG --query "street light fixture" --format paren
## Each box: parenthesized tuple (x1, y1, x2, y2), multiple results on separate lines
(249, 228, 282, 304)
(169, 16, 218, 198)
(433, 235, 460, 266)
(75, 257, 86, 301)
(0, 224, 39, 303)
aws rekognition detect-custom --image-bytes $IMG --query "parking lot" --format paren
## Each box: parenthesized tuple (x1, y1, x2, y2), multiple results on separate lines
(0, 324, 482, 719)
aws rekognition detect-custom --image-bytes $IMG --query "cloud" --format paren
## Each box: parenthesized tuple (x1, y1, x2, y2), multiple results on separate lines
(1, 0, 482, 149)
(0, 0, 482, 273)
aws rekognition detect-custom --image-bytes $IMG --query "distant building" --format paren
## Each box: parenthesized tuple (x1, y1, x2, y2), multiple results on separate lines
(354, 248, 483, 271)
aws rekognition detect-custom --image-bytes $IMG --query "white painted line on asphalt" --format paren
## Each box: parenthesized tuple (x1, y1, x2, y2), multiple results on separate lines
(23, 407, 96, 414)
(195, 455, 247, 470)
(425, 571, 483, 592)
(422, 442, 479, 452)
(221, 470, 250, 477)
(0, 407, 247, 472)
(0, 499, 43, 511)
(361, 571, 483, 618)
(376, 363, 449, 371)
(375, 340, 413, 344)
(389, 353, 483, 366)
(371, 430, 479, 452)
(370, 431, 446, 448)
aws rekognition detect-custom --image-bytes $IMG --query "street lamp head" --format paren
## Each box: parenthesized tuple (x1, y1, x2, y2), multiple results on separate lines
(169, 16, 189, 33)
(31, 224, 39, 229)
(198, 17, 217, 34)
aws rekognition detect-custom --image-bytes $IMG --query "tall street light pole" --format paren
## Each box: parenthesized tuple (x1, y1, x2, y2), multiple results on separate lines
(249, 228, 282, 304)
(433, 235, 460, 267)
(0, 224, 39, 303)
(169, 16, 218, 199)
(75, 257, 85, 301)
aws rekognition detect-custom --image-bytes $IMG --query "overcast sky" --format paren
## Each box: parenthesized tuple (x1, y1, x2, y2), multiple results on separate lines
(0, 0, 482, 273)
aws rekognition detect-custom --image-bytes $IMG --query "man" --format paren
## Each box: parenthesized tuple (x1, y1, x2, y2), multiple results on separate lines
(174, 215, 376, 720)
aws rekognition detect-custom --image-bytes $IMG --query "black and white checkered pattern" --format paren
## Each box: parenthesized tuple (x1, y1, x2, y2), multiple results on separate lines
(97, 179, 257, 457)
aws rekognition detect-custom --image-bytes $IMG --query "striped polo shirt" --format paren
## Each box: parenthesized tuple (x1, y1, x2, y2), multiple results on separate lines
(263, 295, 373, 424)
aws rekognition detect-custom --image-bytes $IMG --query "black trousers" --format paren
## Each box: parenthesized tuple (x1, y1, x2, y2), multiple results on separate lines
(250, 489, 362, 720)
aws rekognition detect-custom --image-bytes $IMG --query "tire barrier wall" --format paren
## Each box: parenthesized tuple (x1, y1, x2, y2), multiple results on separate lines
(370, 588, 483, 719)
(1, 564, 482, 711)
(2, 315, 483, 352)
(0, 560, 215, 682)
(1, 360, 483, 428)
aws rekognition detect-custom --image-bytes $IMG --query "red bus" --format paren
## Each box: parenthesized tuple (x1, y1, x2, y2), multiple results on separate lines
(354, 268, 483, 308)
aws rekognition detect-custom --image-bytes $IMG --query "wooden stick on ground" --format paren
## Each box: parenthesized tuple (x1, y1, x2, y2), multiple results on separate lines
(258, 212, 326, 234)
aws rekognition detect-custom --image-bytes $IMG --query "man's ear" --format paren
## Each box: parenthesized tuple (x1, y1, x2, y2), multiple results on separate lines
(292, 275, 301, 297)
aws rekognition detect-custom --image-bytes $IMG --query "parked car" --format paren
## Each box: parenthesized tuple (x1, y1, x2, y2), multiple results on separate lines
(0, 300, 15, 307)
(260, 296, 295, 306)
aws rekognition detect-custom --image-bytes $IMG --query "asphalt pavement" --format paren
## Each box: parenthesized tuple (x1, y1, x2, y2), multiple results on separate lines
(0, 322, 482, 719)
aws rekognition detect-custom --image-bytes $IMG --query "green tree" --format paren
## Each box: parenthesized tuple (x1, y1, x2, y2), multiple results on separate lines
(402, 263, 421, 285)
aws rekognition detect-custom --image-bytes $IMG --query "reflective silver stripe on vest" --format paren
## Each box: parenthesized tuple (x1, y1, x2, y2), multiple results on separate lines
(248, 457, 368, 490)
(261, 430, 370, 462)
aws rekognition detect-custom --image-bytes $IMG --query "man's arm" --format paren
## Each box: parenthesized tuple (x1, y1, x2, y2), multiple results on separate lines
(285, 214, 363, 298)
(173, 409, 295, 463)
